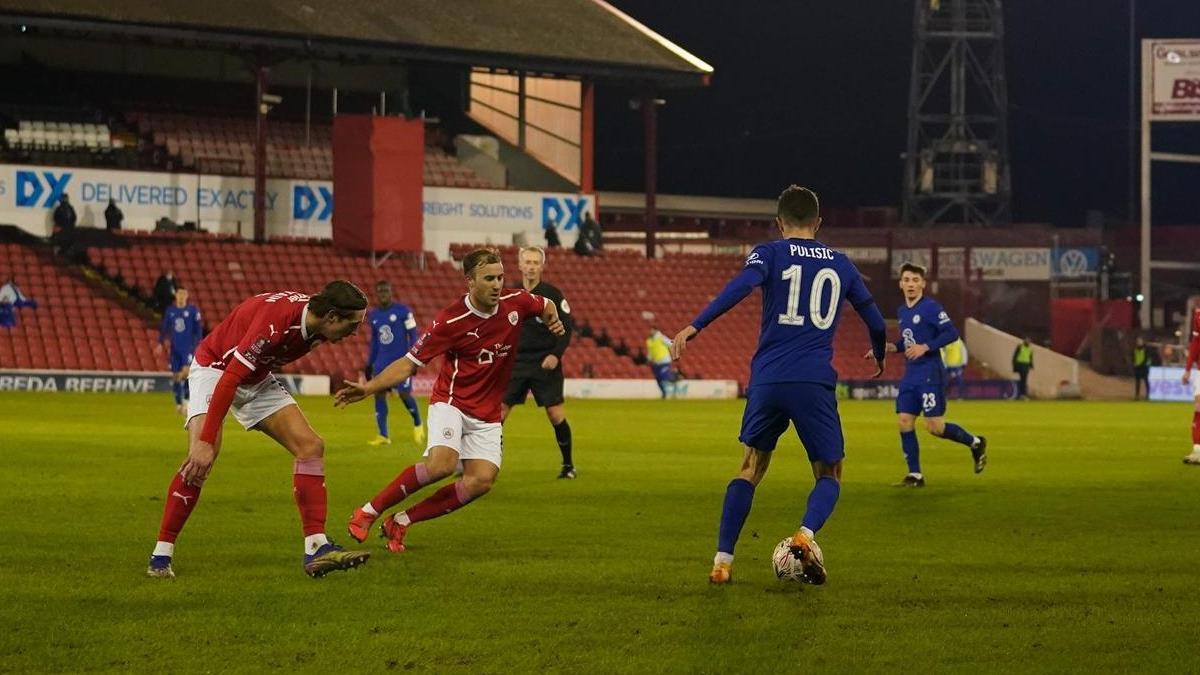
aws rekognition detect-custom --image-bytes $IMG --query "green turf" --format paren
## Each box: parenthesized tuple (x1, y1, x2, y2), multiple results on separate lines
(1, 392, 1199, 672)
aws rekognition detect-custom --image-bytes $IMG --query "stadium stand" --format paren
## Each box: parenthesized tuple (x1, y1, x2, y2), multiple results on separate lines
(125, 111, 498, 186)
(451, 244, 992, 388)
(4, 228, 996, 390)
(4, 119, 112, 152)
(0, 103, 502, 187)
(452, 244, 761, 385)
(0, 239, 159, 371)
(81, 233, 641, 383)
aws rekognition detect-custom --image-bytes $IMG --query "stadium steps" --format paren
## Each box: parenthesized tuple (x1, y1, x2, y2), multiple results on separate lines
(0, 228, 161, 371)
(77, 232, 632, 382)
(1078, 366, 1135, 401)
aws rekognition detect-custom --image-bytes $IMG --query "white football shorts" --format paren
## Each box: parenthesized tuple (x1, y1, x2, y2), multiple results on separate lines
(423, 401, 503, 468)
(185, 363, 297, 431)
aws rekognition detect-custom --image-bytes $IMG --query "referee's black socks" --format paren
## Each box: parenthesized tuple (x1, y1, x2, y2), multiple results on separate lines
(553, 419, 573, 467)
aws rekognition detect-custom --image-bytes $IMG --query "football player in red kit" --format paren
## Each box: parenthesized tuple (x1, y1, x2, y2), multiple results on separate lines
(1182, 306, 1200, 465)
(147, 282, 372, 579)
(338, 248, 564, 553)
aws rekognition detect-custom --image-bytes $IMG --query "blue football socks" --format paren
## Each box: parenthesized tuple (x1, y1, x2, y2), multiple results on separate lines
(717, 478, 755, 555)
(900, 430, 921, 473)
(800, 476, 840, 534)
(374, 395, 389, 438)
(942, 422, 977, 448)
(401, 395, 422, 427)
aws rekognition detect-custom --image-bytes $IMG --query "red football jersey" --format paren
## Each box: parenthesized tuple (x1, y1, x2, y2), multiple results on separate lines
(194, 291, 324, 385)
(1187, 308, 1200, 372)
(407, 290, 547, 422)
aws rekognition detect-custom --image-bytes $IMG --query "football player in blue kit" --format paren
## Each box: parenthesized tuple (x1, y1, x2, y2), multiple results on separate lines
(878, 263, 987, 487)
(672, 186, 887, 586)
(158, 287, 202, 414)
(365, 280, 425, 446)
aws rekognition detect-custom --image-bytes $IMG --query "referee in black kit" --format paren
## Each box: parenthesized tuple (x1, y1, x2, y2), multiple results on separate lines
(501, 246, 576, 479)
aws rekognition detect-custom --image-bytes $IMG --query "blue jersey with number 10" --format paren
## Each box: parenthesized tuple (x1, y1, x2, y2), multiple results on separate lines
(691, 238, 886, 388)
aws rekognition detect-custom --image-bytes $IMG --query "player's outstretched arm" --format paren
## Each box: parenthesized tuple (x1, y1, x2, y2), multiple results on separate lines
(184, 359, 252, 485)
(336, 356, 418, 407)
(854, 300, 888, 378)
(676, 267, 763, 362)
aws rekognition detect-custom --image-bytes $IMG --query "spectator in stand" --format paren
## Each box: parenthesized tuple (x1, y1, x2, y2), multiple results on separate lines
(583, 211, 603, 252)
(104, 199, 124, 231)
(544, 218, 562, 248)
(1133, 336, 1152, 401)
(1012, 337, 1034, 399)
(572, 227, 594, 258)
(153, 270, 180, 312)
(52, 194, 77, 256)
(0, 275, 37, 329)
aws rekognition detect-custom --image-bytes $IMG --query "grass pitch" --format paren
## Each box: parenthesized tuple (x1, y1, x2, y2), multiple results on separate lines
(1, 392, 1198, 672)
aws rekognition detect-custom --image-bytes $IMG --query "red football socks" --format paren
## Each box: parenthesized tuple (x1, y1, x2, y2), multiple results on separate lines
(369, 464, 431, 512)
(293, 458, 327, 537)
(403, 480, 473, 525)
(157, 473, 202, 544)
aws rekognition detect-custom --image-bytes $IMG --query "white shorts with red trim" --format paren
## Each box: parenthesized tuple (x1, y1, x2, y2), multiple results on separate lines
(184, 363, 297, 431)
(423, 401, 503, 468)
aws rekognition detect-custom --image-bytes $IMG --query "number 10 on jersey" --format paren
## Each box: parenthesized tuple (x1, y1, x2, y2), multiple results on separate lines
(777, 265, 840, 330)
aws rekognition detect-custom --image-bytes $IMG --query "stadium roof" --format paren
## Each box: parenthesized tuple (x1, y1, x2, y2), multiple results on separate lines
(0, 0, 713, 87)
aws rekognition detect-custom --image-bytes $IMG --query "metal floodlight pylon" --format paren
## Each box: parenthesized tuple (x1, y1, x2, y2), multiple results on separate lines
(903, 0, 1012, 227)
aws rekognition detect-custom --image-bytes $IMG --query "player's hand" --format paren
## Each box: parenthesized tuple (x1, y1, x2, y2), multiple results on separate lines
(904, 343, 930, 360)
(334, 377, 370, 407)
(545, 314, 565, 336)
(869, 356, 884, 379)
(1184, 371, 1191, 385)
(180, 440, 216, 486)
(885, 342, 898, 354)
(541, 354, 559, 370)
(671, 326, 698, 360)
(862, 348, 886, 377)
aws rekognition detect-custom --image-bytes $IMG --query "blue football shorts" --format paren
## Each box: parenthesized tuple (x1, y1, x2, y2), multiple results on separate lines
(739, 381, 844, 464)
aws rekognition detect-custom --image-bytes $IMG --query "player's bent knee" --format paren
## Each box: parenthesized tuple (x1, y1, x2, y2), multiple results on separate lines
(737, 448, 772, 485)
(294, 436, 325, 459)
(813, 460, 841, 480)
(735, 467, 763, 485)
(423, 451, 458, 480)
(462, 473, 495, 497)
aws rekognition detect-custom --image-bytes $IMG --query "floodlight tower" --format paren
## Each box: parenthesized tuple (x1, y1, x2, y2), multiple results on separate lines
(902, 0, 1011, 226)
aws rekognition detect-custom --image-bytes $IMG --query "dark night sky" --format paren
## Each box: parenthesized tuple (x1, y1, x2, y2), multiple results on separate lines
(595, 1, 1200, 226)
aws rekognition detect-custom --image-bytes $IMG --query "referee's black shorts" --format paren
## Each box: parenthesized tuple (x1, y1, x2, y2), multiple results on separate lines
(504, 361, 564, 408)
